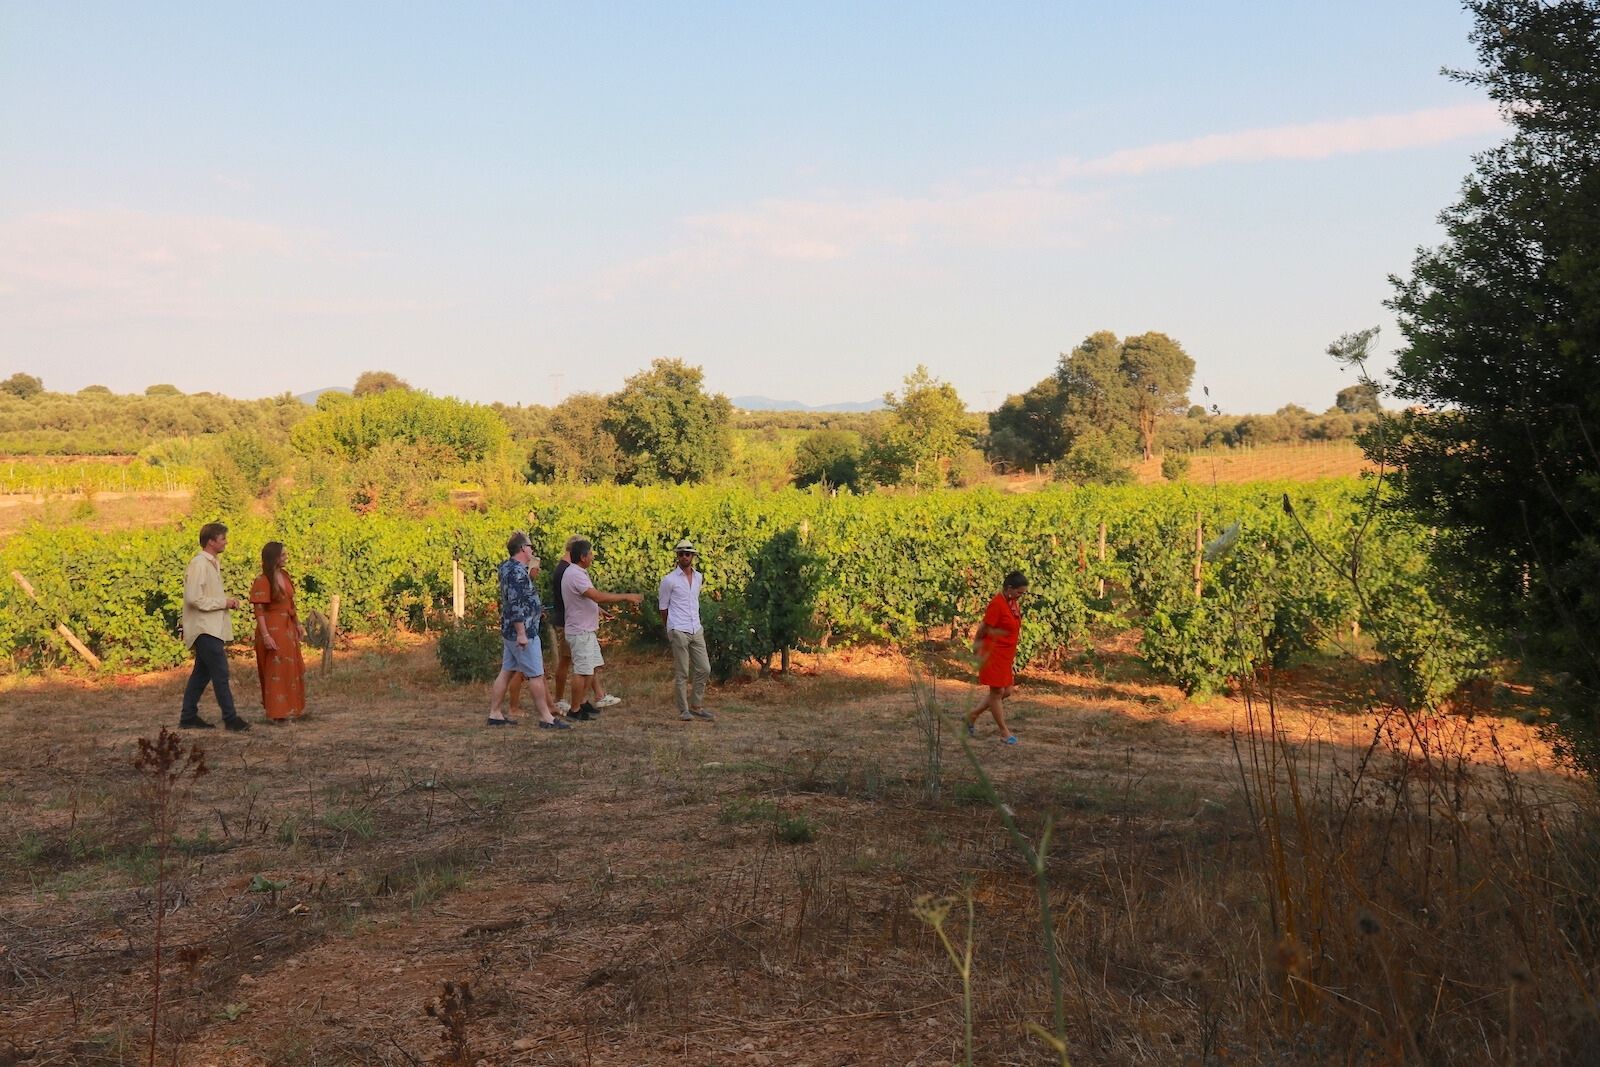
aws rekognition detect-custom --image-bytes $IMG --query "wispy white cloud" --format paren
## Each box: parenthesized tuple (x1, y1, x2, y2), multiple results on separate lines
(1052, 102, 1505, 179)
(0, 208, 419, 320)
(578, 102, 1506, 299)
(581, 186, 1113, 298)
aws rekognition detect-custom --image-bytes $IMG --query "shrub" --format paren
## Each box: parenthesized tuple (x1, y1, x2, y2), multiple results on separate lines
(436, 612, 501, 684)
(1160, 453, 1190, 482)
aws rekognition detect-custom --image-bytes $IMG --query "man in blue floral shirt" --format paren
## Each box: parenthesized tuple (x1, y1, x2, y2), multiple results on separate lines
(487, 531, 569, 729)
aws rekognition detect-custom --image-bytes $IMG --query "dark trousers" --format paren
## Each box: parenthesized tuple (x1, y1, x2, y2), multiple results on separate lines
(180, 634, 240, 723)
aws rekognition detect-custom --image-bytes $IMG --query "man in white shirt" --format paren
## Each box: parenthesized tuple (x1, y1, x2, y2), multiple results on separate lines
(658, 539, 714, 721)
(178, 522, 250, 731)
(560, 538, 643, 720)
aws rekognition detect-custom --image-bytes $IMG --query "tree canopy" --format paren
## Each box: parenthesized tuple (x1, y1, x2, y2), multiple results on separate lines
(1381, 0, 1600, 766)
(605, 358, 733, 485)
(865, 365, 971, 487)
(353, 370, 412, 397)
(1, 373, 43, 400)
(988, 330, 1195, 467)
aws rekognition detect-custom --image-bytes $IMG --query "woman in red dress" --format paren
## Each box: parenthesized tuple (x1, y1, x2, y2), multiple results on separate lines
(965, 570, 1027, 744)
(250, 541, 307, 722)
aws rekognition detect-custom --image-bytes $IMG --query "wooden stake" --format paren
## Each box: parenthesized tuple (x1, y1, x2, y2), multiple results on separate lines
(322, 594, 341, 675)
(451, 559, 464, 620)
(10, 569, 102, 669)
(1193, 513, 1204, 599)
(1096, 522, 1107, 599)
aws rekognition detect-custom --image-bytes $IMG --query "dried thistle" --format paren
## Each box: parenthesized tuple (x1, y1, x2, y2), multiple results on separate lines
(426, 979, 478, 1066)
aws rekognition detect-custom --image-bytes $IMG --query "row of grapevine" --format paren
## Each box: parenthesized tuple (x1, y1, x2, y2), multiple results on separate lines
(0, 482, 1490, 704)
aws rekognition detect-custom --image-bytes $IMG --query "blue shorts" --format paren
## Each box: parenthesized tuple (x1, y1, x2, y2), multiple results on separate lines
(501, 635, 544, 677)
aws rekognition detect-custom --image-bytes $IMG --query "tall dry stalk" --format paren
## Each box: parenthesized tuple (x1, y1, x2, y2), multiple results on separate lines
(132, 728, 208, 1067)
(909, 661, 943, 802)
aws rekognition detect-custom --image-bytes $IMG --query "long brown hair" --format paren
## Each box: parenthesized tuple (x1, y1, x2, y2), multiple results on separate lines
(261, 541, 287, 601)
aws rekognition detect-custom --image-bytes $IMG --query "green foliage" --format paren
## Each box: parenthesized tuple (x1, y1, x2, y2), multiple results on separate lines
(1382, 0, 1600, 769)
(604, 359, 733, 485)
(988, 377, 1067, 469)
(0, 389, 306, 455)
(867, 365, 970, 487)
(994, 330, 1195, 467)
(435, 611, 502, 684)
(1054, 428, 1134, 486)
(1335, 381, 1381, 415)
(745, 529, 820, 670)
(2, 373, 44, 399)
(792, 429, 861, 490)
(524, 393, 621, 484)
(1161, 453, 1191, 482)
(290, 389, 508, 466)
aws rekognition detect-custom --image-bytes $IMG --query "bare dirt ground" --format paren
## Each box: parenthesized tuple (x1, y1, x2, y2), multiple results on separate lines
(0, 637, 1575, 1066)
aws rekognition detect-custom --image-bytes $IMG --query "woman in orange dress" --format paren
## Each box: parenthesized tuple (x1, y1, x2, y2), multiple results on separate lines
(964, 570, 1027, 745)
(250, 541, 307, 721)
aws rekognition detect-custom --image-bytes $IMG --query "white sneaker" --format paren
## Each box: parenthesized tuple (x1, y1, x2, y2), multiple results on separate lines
(595, 694, 622, 708)
(555, 700, 571, 713)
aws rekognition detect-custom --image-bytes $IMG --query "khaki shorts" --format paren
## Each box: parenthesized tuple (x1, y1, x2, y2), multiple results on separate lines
(568, 630, 604, 676)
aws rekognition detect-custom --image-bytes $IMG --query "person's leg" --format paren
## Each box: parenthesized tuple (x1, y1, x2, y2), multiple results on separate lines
(193, 634, 244, 726)
(667, 630, 691, 717)
(179, 643, 212, 725)
(689, 630, 711, 714)
(552, 628, 571, 707)
(507, 672, 524, 716)
(489, 639, 518, 723)
(489, 668, 514, 721)
(964, 689, 993, 731)
(569, 670, 591, 712)
(990, 686, 1015, 739)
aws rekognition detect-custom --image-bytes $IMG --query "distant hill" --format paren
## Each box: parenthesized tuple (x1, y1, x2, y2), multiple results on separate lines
(296, 387, 353, 405)
(732, 395, 883, 413)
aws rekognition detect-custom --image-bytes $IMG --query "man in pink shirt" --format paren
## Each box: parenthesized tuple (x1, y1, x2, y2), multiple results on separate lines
(559, 539, 642, 720)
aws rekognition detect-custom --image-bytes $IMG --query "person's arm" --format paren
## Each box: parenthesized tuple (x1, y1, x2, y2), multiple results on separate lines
(583, 587, 643, 606)
(657, 575, 671, 625)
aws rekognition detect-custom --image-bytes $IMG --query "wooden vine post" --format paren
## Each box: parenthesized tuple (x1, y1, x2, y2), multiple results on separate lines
(1096, 521, 1107, 599)
(10, 570, 102, 669)
(451, 553, 465, 620)
(321, 594, 341, 676)
(1193, 512, 1204, 599)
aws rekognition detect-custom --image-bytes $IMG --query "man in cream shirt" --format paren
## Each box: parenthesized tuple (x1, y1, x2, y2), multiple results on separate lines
(658, 538, 714, 722)
(178, 522, 250, 731)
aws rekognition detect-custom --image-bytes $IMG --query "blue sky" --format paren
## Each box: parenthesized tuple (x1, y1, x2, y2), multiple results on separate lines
(0, 2, 1501, 413)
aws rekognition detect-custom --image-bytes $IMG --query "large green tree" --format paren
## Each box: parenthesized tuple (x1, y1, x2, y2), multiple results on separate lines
(605, 358, 733, 484)
(865, 365, 971, 487)
(1121, 331, 1197, 460)
(1382, 0, 1600, 764)
(989, 330, 1195, 466)
(526, 393, 621, 484)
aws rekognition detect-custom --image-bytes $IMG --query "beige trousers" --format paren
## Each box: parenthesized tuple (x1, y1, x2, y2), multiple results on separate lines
(667, 628, 710, 713)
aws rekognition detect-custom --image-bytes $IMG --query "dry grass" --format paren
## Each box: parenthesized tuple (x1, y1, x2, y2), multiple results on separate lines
(0, 636, 1591, 1065)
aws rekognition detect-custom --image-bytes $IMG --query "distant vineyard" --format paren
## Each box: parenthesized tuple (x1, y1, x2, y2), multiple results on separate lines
(0, 457, 199, 495)
(1135, 441, 1372, 484)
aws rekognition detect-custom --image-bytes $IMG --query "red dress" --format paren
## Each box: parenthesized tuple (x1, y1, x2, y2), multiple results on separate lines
(250, 573, 306, 720)
(977, 592, 1021, 688)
